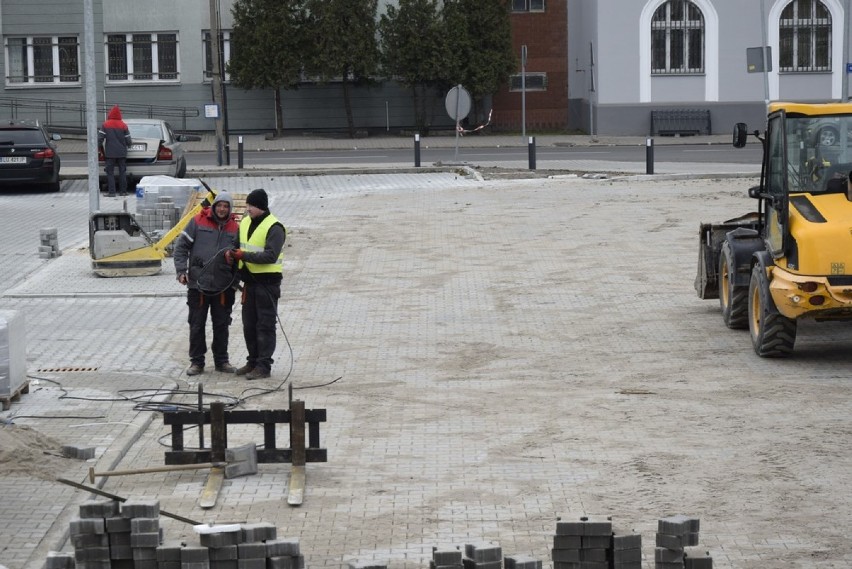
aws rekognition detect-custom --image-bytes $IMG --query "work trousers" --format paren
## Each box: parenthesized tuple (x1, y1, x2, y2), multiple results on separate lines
(241, 281, 280, 372)
(187, 288, 235, 367)
(104, 157, 127, 195)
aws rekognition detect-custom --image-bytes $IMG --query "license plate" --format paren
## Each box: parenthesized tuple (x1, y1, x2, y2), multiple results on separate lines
(130, 143, 146, 151)
(0, 157, 26, 164)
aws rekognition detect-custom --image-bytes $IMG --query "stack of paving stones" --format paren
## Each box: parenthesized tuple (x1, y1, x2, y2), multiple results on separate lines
(611, 529, 642, 569)
(39, 227, 61, 259)
(462, 542, 502, 569)
(655, 515, 711, 569)
(60, 444, 96, 460)
(136, 196, 181, 237)
(551, 516, 613, 569)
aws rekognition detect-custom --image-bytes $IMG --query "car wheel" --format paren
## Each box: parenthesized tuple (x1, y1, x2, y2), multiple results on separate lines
(819, 126, 838, 146)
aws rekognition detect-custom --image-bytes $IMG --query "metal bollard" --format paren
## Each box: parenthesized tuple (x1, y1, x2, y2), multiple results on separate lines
(238, 136, 244, 169)
(414, 134, 421, 167)
(528, 136, 536, 170)
(646, 137, 654, 175)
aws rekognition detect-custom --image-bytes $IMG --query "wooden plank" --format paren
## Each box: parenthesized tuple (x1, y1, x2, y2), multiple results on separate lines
(0, 380, 29, 411)
(199, 466, 224, 509)
(287, 465, 305, 506)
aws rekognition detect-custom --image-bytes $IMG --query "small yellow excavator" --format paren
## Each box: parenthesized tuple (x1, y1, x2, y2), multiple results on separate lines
(89, 180, 218, 277)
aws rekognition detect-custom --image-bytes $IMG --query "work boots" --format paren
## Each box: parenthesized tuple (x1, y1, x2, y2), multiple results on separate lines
(215, 362, 236, 373)
(245, 368, 271, 380)
(186, 364, 204, 376)
(235, 364, 253, 376)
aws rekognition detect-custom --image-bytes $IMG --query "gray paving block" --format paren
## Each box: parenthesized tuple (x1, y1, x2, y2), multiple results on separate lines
(240, 522, 276, 542)
(130, 531, 160, 548)
(237, 542, 267, 559)
(582, 548, 609, 562)
(69, 516, 105, 536)
(658, 514, 698, 536)
(183, 562, 212, 569)
(656, 533, 684, 550)
(71, 532, 109, 548)
(433, 549, 463, 565)
(612, 533, 641, 551)
(109, 531, 131, 546)
(655, 547, 684, 563)
(109, 544, 133, 559)
(60, 444, 95, 459)
(551, 548, 580, 563)
(236, 559, 265, 569)
(131, 546, 157, 560)
(159, 562, 183, 569)
(200, 528, 242, 548)
(582, 517, 613, 536)
(503, 555, 542, 569)
(120, 499, 160, 518)
(210, 561, 238, 569)
(552, 535, 582, 550)
(684, 548, 713, 569)
(74, 546, 110, 562)
(44, 552, 75, 569)
(266, 537, 300, 556)
(581, 535, 611, 549)
(208, 545, 238, 561)
(156, 540, 184, 561)
(555, 520, 585, 536)
(552, 563, 581, 569)
(131, 517, 160, 534)
(78, 499, 120, 519)
(613, 548, 642, 563)
(181, 545, 210, 562)
(612, 563, 642, 569)
(106, 516, 132, 533)
(464, 542, 502, 563)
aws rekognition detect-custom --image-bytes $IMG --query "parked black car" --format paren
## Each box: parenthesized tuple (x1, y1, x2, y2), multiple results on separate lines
(0, 120, 61, 192)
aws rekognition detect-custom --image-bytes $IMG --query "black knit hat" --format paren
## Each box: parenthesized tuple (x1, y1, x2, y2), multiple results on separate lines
(246, 188, 268, 211)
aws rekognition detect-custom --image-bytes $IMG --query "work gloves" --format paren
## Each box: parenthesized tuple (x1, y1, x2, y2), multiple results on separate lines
(224, 249, 244, 265)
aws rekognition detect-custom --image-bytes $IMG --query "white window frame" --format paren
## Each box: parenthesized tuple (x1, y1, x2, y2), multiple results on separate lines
(105, 32, 180, 84)
(4, 35, 80, 86)
(509, 72, 547, 91)
(202, 30, 231, 83)
(512, 0, 545, 12)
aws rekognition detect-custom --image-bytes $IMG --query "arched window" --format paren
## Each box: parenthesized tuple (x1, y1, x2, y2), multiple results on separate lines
(779, 0, 831, 72)
(651, 0, 704, 75)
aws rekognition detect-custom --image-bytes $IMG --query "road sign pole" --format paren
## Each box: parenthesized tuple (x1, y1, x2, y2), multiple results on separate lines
(454, 84, 462, 162)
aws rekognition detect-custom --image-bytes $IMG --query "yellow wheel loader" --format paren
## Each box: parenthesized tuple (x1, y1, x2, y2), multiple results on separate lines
(89, 180, 218, 277)
(696, 102, 852, 357)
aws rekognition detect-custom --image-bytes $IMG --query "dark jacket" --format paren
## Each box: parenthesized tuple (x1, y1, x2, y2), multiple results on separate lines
(174, 192, 240, 294)
(97, 106, 132, 159)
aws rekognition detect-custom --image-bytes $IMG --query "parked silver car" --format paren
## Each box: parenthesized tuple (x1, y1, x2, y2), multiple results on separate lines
(99, 119, 200, 190)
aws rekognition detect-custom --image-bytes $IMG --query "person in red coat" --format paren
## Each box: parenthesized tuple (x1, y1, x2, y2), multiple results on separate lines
(97, 105, 132, 197)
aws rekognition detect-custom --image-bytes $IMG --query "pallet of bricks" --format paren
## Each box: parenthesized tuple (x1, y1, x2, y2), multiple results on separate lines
(45, 498, 304, 569)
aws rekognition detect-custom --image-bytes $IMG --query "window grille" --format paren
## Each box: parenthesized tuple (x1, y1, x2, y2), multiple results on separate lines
(779, 0, 831, 72)
(651, 0, 704, 75)
(5, 36, 80, 85)
(203, 31, 231, 82)
(106, 32, 180, 83)
(509, 73, 547, 91)
(512, 0, 544, 12)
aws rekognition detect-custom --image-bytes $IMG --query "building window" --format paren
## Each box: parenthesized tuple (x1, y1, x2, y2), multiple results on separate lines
(512, 0, 544, 12)
(509, 72, 547, 91)
(5, 36, 80, 85)
(203, 31, 231, 82)
(106, 33, 179, 82)
(780, 0, 831, 72)
(651, 0, 704, 75)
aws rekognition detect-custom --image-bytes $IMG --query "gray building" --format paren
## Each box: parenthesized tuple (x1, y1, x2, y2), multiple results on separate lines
(0, 0, 440, 134)
(569, 0, 852, 135)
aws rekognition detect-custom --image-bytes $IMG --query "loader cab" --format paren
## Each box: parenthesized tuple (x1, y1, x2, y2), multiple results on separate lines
(742, 103, 852, 265)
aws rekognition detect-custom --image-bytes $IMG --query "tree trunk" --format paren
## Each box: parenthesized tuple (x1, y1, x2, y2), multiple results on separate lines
(274, 87, 284, 137)
(342, 75, 356, 138)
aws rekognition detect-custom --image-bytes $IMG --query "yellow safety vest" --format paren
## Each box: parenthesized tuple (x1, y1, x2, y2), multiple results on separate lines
(238, 214, 284, 274)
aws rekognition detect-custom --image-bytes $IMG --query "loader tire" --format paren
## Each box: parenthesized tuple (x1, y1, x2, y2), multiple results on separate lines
(719, 242, 748, 329)
(748, 264, 797, 357)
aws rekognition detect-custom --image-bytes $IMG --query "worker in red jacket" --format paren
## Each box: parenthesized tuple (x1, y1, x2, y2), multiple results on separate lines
(97, 105, 132, 197)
